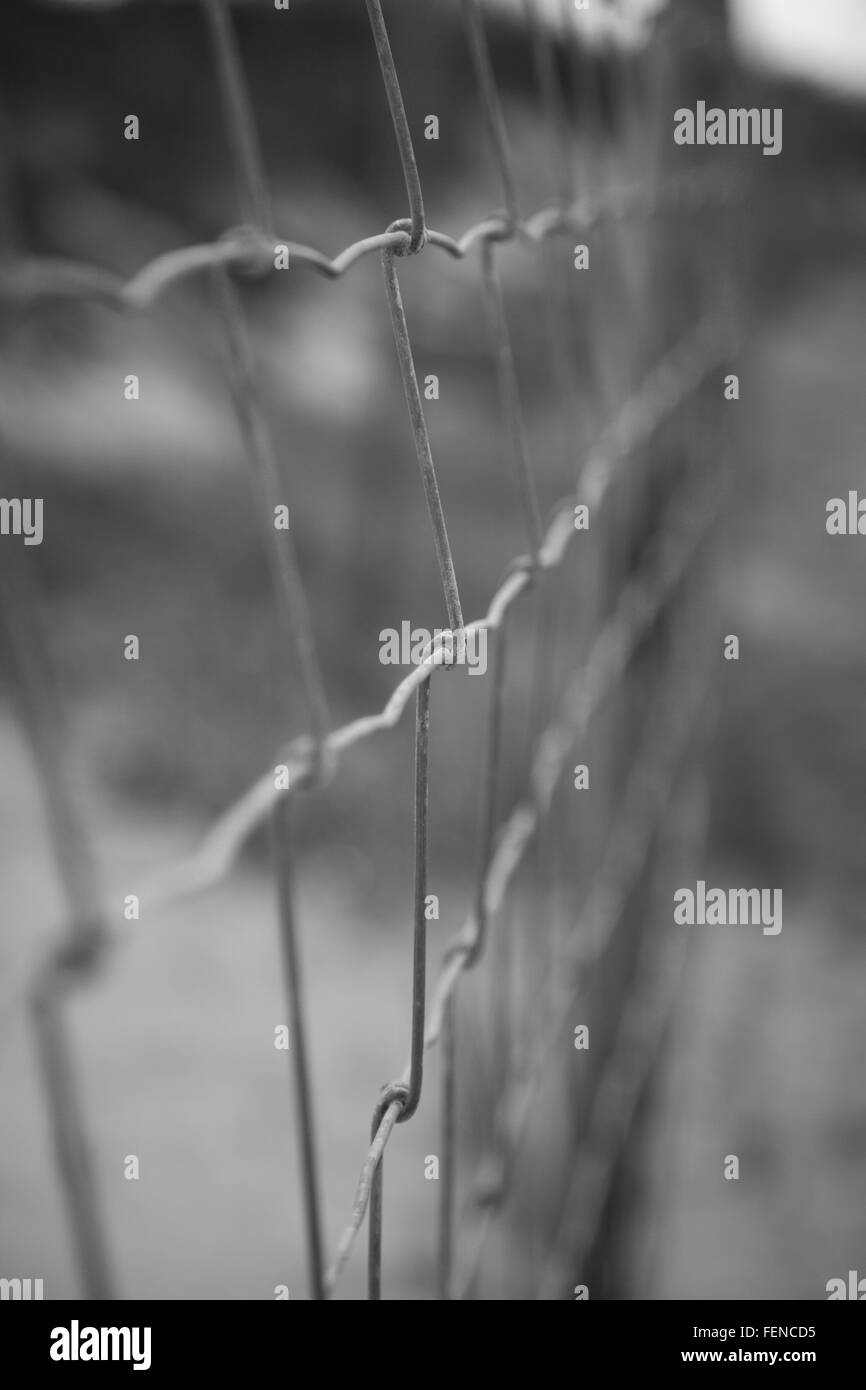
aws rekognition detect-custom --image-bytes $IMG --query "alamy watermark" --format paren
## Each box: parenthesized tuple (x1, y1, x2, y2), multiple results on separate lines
(50, 1320, 152, 1372)
(0, 1276, 43, 1299)
(674, 881, 783, 936)
(379, 622, 488, 675)
(674, 102, 782, 157)
(826, 1270, 866, 1300)
(0, 497, 43, 545)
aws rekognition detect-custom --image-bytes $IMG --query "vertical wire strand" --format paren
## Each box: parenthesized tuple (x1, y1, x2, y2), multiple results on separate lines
(0, 550, 103, 948)
(202, 0, 272, 232)
(31, 980, 115, 1300)
(381, 250, 464, 632)
(438, 624, 506, 1295)
(523, 0, 573, 208)
(0, 510, 113, 1299)
(272, 795, 326, 1300)
(480, 242, 543, 558)
(368, 1131, 385, 1300)
(365, 0, 426, 251)
(367, 1095, 404, 1300)
(461, 0, 543, 557)
(402, 678, 431, 1123)
(461, 0, 519, 224)
(213, 266, 331, 750)
(561, 0, 620, 438)
(368, 678, 431, 1297)
(466, 625, 508, 968)
(525, 0, 584, 475)
(201, 5, 331, 1298)
(522, 574, 568, 1022)
(438, 992, 456, 1299)
(520, 0, 590, 1013)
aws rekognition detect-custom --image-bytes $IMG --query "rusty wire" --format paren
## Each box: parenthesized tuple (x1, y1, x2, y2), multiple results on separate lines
(1, 0, 737, 1301)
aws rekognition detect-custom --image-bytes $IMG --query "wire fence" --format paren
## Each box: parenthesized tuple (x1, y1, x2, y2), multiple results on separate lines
(1, 0, 740, 1300)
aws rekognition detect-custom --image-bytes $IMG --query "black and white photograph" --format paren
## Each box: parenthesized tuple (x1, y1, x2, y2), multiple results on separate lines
(0, 0, 864, 1350)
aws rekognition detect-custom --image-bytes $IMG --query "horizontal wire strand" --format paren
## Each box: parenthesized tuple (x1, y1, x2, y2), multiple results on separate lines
(0, 170, 739, 309)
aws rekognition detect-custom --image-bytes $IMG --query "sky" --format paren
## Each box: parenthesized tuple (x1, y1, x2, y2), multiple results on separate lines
(729, 0, 866, 98)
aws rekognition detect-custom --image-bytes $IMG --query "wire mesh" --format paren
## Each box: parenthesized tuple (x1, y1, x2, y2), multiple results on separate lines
(0, 0, 740, 1301)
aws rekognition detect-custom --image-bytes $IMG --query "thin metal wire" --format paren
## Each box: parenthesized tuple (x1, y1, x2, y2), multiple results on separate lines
(521, 0, 594, 1025)
(3, 0, 739, 1304)
(534, 941, 687, 1299)
(480, 240, 543, 557)
(202, 0, 272, 234)
(404, 679, 432, 1124)
(534, 1, 601, 472)
(0, 502, 114, 1300)
(364, 0, 426, 253)
(367, 677, 431, 1298)
(323, 466, 728, 1289)
(456, 638, 715, 1296)
(558, 0, 597, 195)
(30, 977, 115, 1300)
(466, 625, 508, 970)
(521, 570, 570, 1083)
(271, 795, 326, 1301)
(0, 168, 738, 309)
(213, 265, 331, 753)
(436, 621, 506, 1299)
(0, 567, 103, 948)
(438, 991, 457, 1300)
(324, 1094, 402, 1295)
(461, 0, 543, 557)
(131, 311, 730, 912)
(381, 244, 464, 633)
(461, 0, 519, 225)
(523, 0, 573, 208)
(533, 693, 708, 1300)
(366, 1088, 406, 1301)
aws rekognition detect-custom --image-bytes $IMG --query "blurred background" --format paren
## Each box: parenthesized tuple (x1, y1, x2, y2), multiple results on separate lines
(0, 0, 865, 1300)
